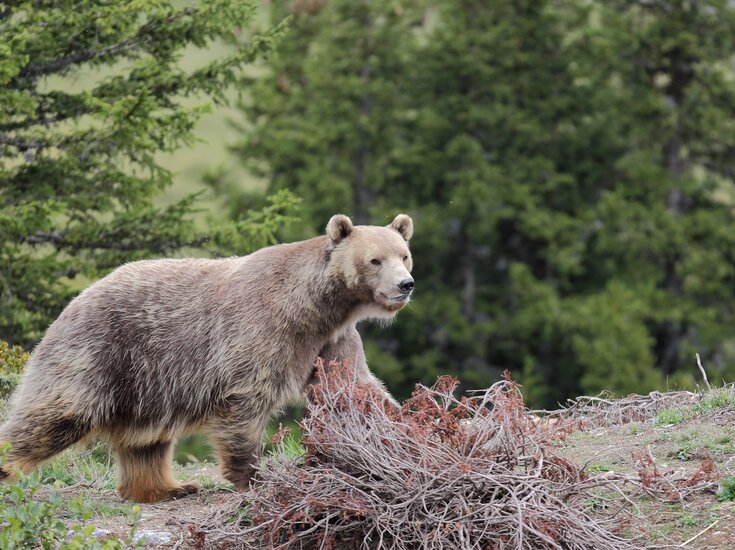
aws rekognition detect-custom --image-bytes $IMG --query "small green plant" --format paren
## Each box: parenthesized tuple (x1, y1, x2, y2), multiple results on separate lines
(717, 476, 735, 502)
(655, 407, 685, 425)
(40, 445, 116, 491)
(0, 341, 28, 398)
(263, 423, 306, 466)
(671, 443, 695, 461)
(678, 514, 698, 527)
(197, 475, 223, 491)
(0, 445, 140, 548)
(280, 433, 306, 460)
(57, 496, 135, 523)
(629, 423, 640, 435)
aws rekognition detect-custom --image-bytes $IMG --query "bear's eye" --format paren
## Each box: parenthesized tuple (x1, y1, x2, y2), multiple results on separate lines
(403, 255, 408, 262)
(370, 259, 381, 266)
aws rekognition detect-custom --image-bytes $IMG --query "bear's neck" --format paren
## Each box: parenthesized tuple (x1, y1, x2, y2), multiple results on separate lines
(283, 239, 365, 339)
(304, 267, 362, 338)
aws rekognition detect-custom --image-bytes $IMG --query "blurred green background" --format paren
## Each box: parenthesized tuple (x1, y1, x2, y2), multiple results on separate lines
(3, 0, 735, 462)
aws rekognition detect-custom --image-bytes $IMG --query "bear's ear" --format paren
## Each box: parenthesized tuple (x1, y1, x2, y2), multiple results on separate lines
(326, 214, 354, 242)
(388, 214, 413, 241)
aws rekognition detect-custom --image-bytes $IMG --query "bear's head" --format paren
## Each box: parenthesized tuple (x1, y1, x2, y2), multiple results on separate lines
(327, 213, 414, 318)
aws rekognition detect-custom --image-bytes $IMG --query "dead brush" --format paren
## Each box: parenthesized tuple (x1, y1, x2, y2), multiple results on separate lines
(534, 390, 703, 429)
(238, 361, 640, 549)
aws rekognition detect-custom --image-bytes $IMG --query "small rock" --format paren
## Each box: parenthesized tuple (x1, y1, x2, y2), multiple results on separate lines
(132, 530, 173, 546)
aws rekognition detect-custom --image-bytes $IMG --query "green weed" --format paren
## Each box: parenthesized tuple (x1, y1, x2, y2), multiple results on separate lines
(0, 444, 140, 549)
(58, 496, 136, 522)
(586, 463, 613, 473)
(717, 476, 735, 502)
(280, 433, 306, 460)
(678, 514, 698, 527)
(40, 445, 116, 491)
(655, 407, 685, 425)
(671, 443, 695, 461)
(0, 341, 28, 398)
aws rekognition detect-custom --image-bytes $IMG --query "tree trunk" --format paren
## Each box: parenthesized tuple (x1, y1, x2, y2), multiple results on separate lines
(462, 238, 476, 322)
(353, 65, 371, 225)
(658, 52, 692, 375)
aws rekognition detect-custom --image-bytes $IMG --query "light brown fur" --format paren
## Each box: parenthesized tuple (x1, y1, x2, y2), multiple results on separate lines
(0, 214, 414, 502)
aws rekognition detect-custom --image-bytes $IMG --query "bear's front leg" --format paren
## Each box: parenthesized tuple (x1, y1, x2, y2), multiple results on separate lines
(206, 399, 269, 491)
(319, 327, 399, 409)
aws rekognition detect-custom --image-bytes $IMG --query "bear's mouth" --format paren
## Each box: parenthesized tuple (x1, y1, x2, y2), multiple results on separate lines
(383, 293, 411, 303)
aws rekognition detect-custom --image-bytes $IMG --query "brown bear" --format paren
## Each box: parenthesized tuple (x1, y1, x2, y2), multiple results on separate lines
(0, 213, 414, 503)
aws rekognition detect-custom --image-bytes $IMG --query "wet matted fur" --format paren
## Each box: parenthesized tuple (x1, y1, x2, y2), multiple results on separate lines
(0, 214, 414, 502)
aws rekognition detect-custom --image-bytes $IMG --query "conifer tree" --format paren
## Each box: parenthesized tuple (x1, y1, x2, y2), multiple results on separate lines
(384, 0, 665, 402)
(0, 1, 292, 345)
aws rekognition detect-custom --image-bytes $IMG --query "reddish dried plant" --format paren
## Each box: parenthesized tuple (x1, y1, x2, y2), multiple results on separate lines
(244, 360, 640, 549)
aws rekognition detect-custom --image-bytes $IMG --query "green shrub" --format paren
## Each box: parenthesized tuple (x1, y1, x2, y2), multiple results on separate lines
(0, 341, 28, 398)
(0, 444, 139, 549)
(717, 476, 735, 502)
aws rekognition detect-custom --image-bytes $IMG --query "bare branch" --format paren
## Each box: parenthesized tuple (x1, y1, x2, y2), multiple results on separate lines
(696, 353, 712, 392)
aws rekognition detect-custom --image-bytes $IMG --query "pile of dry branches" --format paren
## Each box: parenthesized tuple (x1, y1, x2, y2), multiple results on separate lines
(234, 362, 650, 549)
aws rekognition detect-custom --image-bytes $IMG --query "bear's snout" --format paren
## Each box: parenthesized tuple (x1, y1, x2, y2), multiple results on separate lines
(398, 278, 415, 294)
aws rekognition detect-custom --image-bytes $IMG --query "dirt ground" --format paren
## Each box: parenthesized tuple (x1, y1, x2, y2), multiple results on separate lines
(560, 407, 735, 549)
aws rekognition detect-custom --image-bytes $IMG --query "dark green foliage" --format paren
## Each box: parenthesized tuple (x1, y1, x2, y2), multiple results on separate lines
(0, 1, 295, 346)
(232, 0, 735, 406)
(235, 0, 422, 235)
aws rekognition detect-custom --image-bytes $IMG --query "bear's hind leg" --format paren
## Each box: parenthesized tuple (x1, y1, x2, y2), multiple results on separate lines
(0, 410, 91, 478)
(114, 441, 199, 503)
(207, 417, 267, 491)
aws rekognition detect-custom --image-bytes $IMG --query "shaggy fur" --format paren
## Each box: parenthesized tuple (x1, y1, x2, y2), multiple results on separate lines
(0, 214, 414, 503)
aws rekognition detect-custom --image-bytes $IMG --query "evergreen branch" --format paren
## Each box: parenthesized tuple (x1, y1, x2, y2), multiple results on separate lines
(16, 41, 141, 82)
(0, 134, 48, 151)
(15, 7, 198, 83)
(0, 129, 95, 151)
(0, 115, 63, 132)
(0, 106, 93, 132)
(25, 231, 66, 246)
(26, 230, 208, 253)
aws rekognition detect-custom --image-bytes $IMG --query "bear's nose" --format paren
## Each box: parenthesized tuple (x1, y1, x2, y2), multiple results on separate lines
(398, 278, 415, 293)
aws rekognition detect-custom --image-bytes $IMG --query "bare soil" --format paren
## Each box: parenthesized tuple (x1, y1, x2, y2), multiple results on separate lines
(560, 407, 735, 549)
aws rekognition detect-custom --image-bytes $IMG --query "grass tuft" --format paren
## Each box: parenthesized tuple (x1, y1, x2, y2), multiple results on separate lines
(717, 476, 735, 502)
(655, 407, 685, 425)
